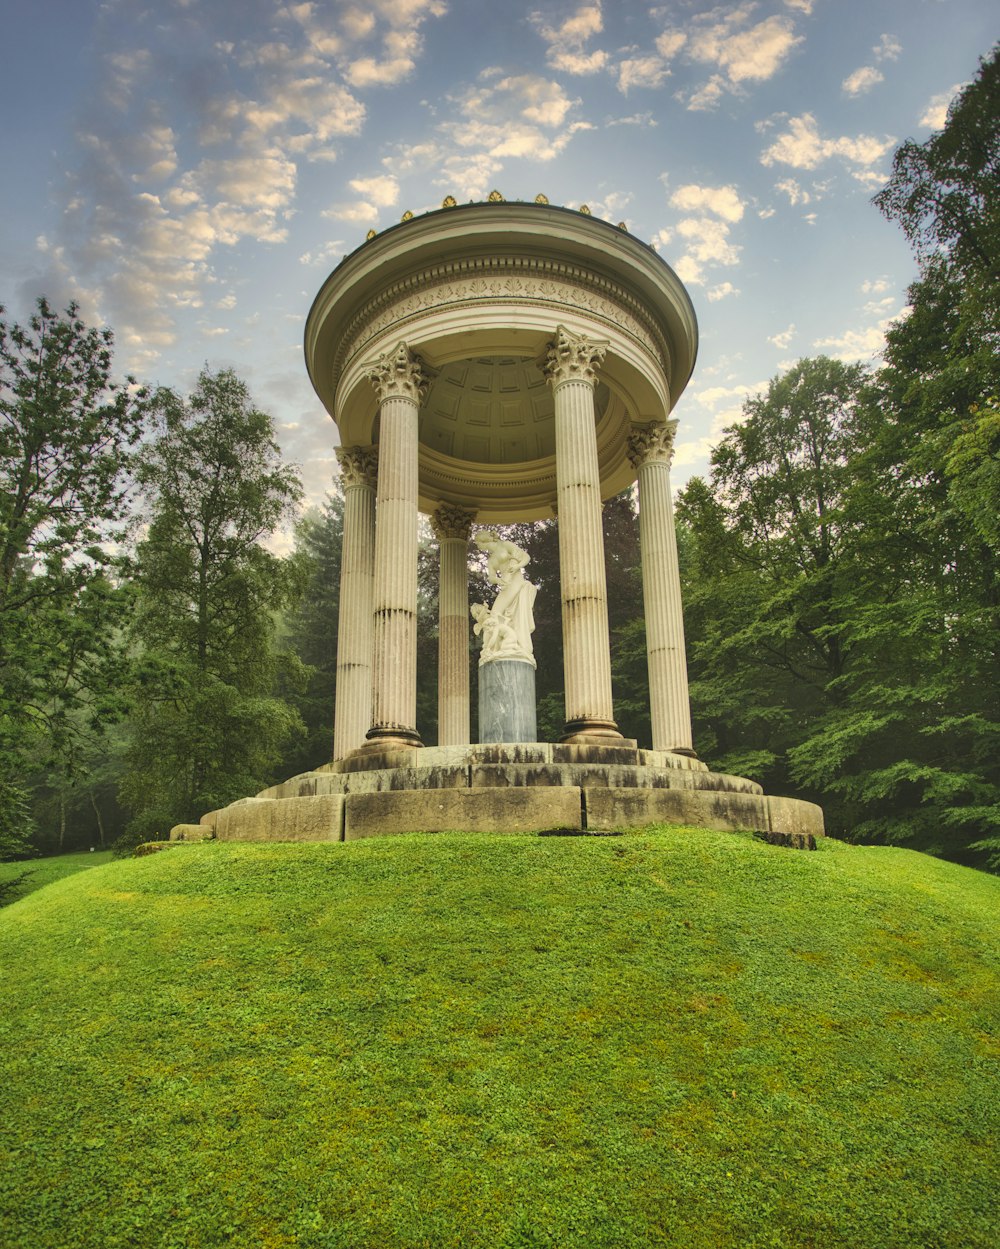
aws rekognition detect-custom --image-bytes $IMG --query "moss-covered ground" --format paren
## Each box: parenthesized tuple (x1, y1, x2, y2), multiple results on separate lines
(0, 829, 997, 1248)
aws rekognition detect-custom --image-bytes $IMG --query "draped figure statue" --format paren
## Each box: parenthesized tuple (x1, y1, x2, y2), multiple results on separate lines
(471, 531, 538, 667)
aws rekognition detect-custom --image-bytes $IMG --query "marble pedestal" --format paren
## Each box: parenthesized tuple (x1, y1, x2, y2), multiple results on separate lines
(479, 660, 537, 743)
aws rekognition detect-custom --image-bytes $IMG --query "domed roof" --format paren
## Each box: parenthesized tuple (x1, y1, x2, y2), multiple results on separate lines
(305, 199, 697, 520)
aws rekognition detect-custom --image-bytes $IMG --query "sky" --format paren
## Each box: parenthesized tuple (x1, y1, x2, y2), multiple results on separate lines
(1, 0, 997, 533)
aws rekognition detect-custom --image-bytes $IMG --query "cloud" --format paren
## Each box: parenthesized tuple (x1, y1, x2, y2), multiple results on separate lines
(348, 174, 400, 206)
(656, 183, 747, 285)
(656, 30, 687, 59)
(664, 7, 804, 109)
(437, 74, 589, 171)
(688, 11, 803, 83)
(617, 55, 670, 93)
(683, 75, 728, 111)
(530, 3, 609, 74)
(322, 174, 400, 225)
(670, 184, 744, 223)
(37, 0, 382, 369)
(920, 83, 965, 130)
(841, 34, 899, 99)
(706, 282, 739, 302)
(759, 113, 894, 171)
(774, 177, 810, 205)
(299, 241, 346, 266)
(322, 201, 380, 225)
(671, 377, 770, 470)
(812, 315, 901, 361)
(290, 0, 446, 86)
(842, 66, 883, 97)
(606, 112, 657, 127)
(861, 277, 890, 294)
(873, 34, 901, 62)
(588, 191, 633, 223)
(768, 324, 796, 350)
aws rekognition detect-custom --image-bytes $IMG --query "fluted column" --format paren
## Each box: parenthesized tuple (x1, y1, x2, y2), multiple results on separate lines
(332, 446, 378, 759)
(432, 503, 477, 746)
(544, 325, 621, 742)
(627, 421, 695, 755)
(364, 342, 428, 748)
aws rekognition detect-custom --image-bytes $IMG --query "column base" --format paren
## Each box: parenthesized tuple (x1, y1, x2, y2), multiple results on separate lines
(362, 726, 424, 750)
(560, 718, 624, 745)
(667, 746, 699, 759)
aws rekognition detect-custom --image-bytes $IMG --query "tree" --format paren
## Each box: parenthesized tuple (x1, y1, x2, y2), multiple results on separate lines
(873, 44, 1000, 336)
(0, 298, 146, 857)
(867, 45, 1000, 863)
(120, 367, 305, 839)
(678, 358, 870, 792)
(278, 494, 343, 775)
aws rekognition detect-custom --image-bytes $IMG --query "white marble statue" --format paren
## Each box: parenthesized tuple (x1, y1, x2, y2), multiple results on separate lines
(471, 531, 538, 667)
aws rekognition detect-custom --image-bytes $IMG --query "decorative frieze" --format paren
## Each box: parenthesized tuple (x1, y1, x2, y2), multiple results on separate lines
(431, 502, 477, 542)
(544, 325, 608, 389)
(339, 258, 670, 381)
(335, 445, 378, 490)
(364, 341, 429, 405)
(627, 420, 679, 470)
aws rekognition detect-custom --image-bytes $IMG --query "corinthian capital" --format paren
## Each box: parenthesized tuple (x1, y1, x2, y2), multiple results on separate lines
(431, 502, 477, 542)
(627, 420, 679, 470)
(365, 340, 429, 404)
(336, 445, 378, 490)
(543, 325, 608, 388)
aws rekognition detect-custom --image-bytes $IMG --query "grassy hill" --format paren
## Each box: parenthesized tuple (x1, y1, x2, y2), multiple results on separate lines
(0, 848, 114, 906)
(0, 829, 996, 1249)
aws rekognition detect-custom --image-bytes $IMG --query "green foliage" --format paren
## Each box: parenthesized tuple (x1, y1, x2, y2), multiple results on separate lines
(673, 51, 1000, 865)
(0, 298, 145, 857)
(0, 848, 112, 907)
(121, 368, 306, 831)
(279, 496, 344, 773)
(873, 43, 1000, 333)
(0, 833, 997, 1247)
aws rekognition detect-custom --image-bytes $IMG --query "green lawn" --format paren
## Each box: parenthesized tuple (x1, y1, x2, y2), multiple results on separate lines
(0, 829, 996, 1248)
(0, 848, 113, 906)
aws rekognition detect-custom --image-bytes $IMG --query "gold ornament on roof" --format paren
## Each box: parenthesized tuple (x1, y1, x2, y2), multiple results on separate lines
(366, 229, 377, 240)
(534, 193, 549, 204)
(617, 221, 628, 231)
(442, 195, 457, 208)
(487, 189, 505, 203)
(401, 210, 414, 221)
(579, 204, 592, 215)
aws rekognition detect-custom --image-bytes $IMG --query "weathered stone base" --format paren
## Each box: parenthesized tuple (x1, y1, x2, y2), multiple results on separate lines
(179, 742, 824, 845)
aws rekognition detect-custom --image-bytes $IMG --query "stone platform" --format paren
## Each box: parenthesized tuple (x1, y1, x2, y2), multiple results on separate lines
(172, 743, 824, 844)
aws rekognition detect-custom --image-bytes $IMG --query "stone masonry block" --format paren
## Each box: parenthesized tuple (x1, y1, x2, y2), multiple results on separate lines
(584, 787, 770, 834)
(215, 794, 344, 842)
(767, 795, 826, 839)
(344, 787, 583, 840)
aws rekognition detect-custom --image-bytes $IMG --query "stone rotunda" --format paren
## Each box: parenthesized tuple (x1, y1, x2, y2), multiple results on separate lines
(181, 197, 823, 845)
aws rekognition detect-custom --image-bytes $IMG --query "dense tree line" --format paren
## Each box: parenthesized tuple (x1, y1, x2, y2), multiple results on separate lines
(0, 45, 996, 866)
(679, 46, 999, 865)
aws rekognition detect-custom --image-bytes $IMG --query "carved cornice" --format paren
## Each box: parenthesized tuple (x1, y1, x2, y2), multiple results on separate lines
(627, 419, 679, 469)
(335, 444, 378, 490)
(338, 256, 671, 379)
(364, 341, 429, 405)
(431, 503, 477, 541)
(543, 325, 608, 388)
